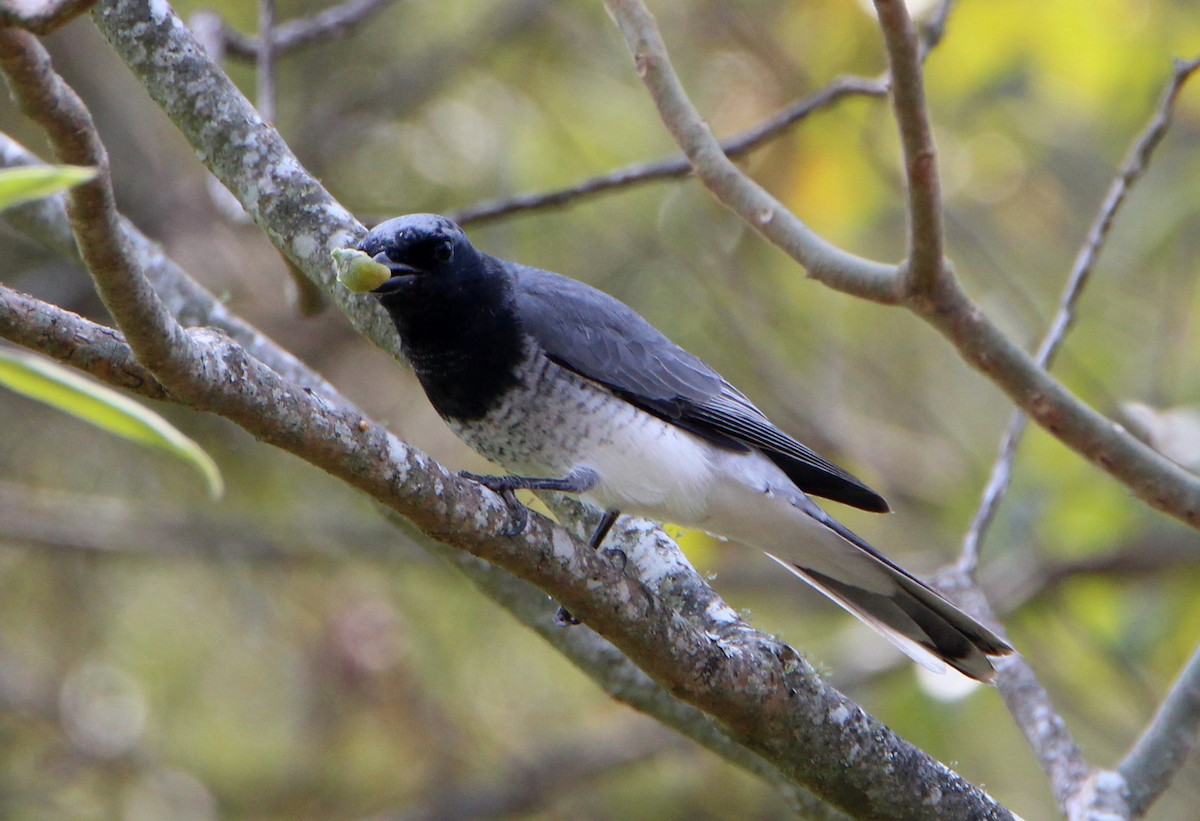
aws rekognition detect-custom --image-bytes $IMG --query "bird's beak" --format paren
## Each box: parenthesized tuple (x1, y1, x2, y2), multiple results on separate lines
(370, 253, 421, 295)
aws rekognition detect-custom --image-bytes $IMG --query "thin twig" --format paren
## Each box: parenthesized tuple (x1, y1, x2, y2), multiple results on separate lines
(872, 0, 945, 296)
(213, 0, 396, 60)
(450, 74, 888, 226)
(603, 0, 900, 302)
(958, 55, 1200, 573)
(919, 0, 956, 54)
(946, 52, 1200, 821)
(931, 564, 1091, 812)
(256, 0, 276, 122)
(1120, 641, 1200, 815)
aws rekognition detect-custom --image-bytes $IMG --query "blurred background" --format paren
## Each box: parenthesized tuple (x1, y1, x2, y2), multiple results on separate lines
(2, 0, 1200, 818)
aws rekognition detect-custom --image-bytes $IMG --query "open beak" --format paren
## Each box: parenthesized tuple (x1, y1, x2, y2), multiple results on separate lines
(369, 253, 421, 294)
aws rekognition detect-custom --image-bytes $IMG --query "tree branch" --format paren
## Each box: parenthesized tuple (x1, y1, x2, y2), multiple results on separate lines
(449, 74, 888, 226)
(0, 281, 1010, 820)
(0, 133, 353, 409)
(601, 0, 901, 303)
(199, 0, 396, 61)
(600, 2, 1197, 815)
(1120, 641, 1200, 815)
(934, 567, 1090, 811)
(0, 283, 166, 397)
(0, 128, 846, 815)
(0, 279, 852, 819)
(872, 0, 945, 295)
(0, 27, 195, 383)
(0, 2, 1017, 814)
(602, 0, 1200, 538)
(0, 0, 96, 33)
(958, 54, 1200, 573)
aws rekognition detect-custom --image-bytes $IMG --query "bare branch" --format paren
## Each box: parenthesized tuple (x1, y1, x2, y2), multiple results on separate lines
(1, 263, 851, 816)
(0, 28, 195, 384)
(256, 0, 276, 121)
(872, 0, 945, 295)
(933, 567, 1090, 811)
(0, 281, 1011, 820)
(603, 0, 1200, 531)
(0, 0, 95, 33)
(1120, 642, 1200, 814)
(959, 55, 1200, 573)
(393, 728, 687, 821)
(599, 3, 1194, 815)
(207, 0, 397, 61)
(602, 0, 901, 303)
(451, 74, 888, 226)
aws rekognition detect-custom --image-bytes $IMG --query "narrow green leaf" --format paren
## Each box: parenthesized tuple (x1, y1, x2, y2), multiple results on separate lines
(0, 165, 97, 210)
(0, 348, 224, 499)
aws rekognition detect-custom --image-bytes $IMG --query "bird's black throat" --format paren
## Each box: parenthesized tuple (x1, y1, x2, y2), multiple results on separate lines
(376, 258, 525, 421)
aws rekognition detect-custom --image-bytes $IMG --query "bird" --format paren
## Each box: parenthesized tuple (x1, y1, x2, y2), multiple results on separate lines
(346, 213, 1013, 682)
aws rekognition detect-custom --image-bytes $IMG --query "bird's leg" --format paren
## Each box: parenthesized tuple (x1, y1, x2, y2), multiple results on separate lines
(588, 507, 620, 551)
(460, 467, 598, 537)
(460, 468, 620, 626)
(555, 506, 622, 627)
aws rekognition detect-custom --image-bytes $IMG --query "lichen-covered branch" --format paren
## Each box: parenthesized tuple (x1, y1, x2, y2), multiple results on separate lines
(0, 0, 96, 33)
(8, 1, 1028, 815)
(0, 283, 167, 397)
(0, 282, 1010, 819)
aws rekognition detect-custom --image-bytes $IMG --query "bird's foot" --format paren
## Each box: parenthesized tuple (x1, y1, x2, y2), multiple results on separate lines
(600, 546, 627, 572)
(459, 471, 529, 537)
(556, 510, 625, 627)
(553, 605, 581, 627)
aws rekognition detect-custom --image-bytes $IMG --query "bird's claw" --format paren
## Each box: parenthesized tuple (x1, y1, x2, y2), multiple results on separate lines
(554, 605, 581, 627)
(497, 490, 529, 537)
(601, 546, 627, 572)
(459, 471, 528, 537)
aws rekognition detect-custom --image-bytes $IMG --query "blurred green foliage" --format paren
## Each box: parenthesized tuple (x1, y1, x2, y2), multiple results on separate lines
(2, 0, 1200, 818)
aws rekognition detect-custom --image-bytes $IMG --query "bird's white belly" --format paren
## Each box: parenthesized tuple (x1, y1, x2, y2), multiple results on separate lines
(577, 402, 717, 522)
(450, 359, 893, 592)
(448, 353, 718, 521)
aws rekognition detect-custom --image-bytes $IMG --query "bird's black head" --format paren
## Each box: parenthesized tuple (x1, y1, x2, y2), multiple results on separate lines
(357, 214, 481, 300)
(356, 214, 524, 420)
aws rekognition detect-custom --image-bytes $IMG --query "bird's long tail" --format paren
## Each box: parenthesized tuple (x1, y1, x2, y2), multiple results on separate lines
(766, 517, 1013, 682)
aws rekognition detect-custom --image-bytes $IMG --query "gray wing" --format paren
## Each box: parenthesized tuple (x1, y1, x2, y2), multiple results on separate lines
(511, 265, 889, 513)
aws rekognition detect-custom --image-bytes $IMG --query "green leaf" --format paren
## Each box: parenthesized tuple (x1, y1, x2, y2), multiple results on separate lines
(0, 348, 224, 499)
(0, 165, 97, 210)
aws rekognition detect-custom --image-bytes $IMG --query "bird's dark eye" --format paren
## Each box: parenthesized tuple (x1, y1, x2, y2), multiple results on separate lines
(433, 240, 454, 263)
